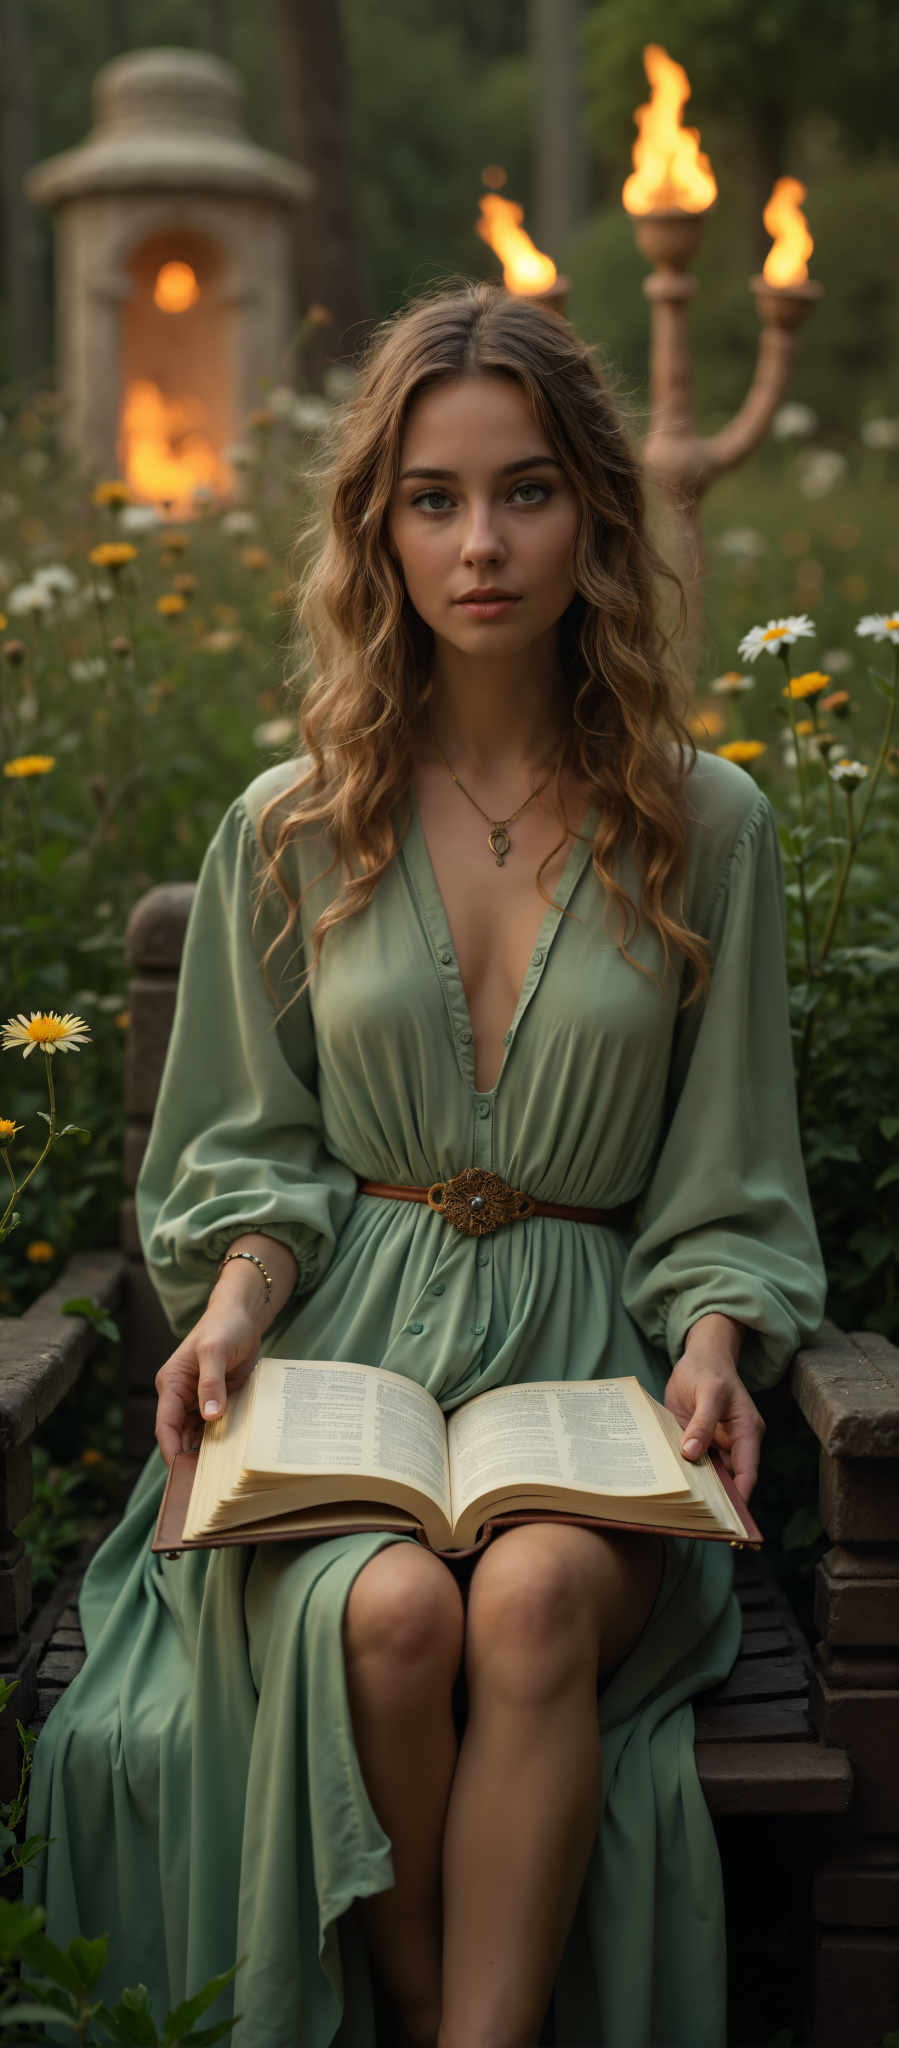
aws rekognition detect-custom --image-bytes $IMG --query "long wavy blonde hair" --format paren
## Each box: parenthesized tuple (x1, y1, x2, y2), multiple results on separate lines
(255, 280, 708, 1008)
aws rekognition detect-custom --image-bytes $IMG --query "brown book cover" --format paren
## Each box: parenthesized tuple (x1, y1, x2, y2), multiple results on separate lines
(151, 1446, 762, 1559)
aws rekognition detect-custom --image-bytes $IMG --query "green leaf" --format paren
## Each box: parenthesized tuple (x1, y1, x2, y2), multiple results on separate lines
(68, 1932, 109, 1991)
(20, 1927, 87, 1994)
(162, 1962, 242, 2044)
(874, 1163, 899, 1192)
(61, 1298, 120, 1343)
(57, 1123, 91, 1140)
(180, 2020, 240, 2046)
(0, 2004, 80, 2030)
(870, 670, 896, 703)
(0, 1897, 45, 1962)
(880, 1117, 899, 1141)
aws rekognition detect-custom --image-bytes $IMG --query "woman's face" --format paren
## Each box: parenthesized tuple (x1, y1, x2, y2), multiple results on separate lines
(387, 373, 580, 659)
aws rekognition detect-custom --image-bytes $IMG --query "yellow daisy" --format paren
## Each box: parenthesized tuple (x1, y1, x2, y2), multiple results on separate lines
(782, 672, 831, 700)
(25, 1240, 55, 1263)
(89, 542, 138, 570)
(0, 1117, 22, 1141)
(92, 480, 132, 508)
(3, 754, 56, 778)
(156, 592, 188, 617)
(716, 740, 767, 764)
(2, 1011, 91, 1059)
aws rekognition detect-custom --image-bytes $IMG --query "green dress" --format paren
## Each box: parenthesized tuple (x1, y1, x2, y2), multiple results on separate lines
(26, 750, 826, 2048)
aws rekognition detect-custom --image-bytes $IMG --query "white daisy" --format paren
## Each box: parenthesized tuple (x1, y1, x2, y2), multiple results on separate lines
(252, 717, 296, 749)
(710, 671, 755, 696)
(267, 386, 300, 419)
(1, 1010, 91, 1059)
(221, 508, 258, 536)
(34, 563, 78, 597)
(222, 442, 258, 471)
(70, 656, 108, 683)
(797, 450, 847, 499)
(119, 504, 161, 534)
(829, 758, 868, 790)
(738, 615, 816, 662)
(860, 418, 899, 451)
(855, 612, 899, 644)
(772, 402, 818, 440)
(6, 581, 54, 616)
(715, 528, 767, 560)
(292, 396, 333, 434)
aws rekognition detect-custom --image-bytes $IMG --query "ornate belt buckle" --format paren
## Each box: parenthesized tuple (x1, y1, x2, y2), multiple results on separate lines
(427, 1167, 535, 1236)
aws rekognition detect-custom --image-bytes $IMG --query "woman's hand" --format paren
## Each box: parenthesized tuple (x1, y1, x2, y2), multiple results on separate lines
(664, 1313, 765, 1502)
(154, 1299, 262, 1466)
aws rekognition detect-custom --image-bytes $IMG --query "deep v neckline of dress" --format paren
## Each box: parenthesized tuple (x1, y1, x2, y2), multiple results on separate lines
(401, 785, 599, 1097)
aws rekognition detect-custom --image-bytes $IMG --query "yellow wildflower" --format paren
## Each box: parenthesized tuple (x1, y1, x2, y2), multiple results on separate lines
(160, 531, 189, 555)
(782, 672, 831, 701)
(92, 480, 132, 508)
(795, 719, 815, 738)
(0, 1117, 22, 1141)
(172, 572, 197, 596)
(820, 690, 850, 718)
(716, 740, 767, 764)
(89, 542, 137, 571)
(4, 754, 55, 778)
(0, 614, 5, 632)
(1, 1011, 91, 1059)
(307, 304, 332, 327)
(25, 1240, 55, 1263)
(114, 1010, 130, 1030)
(241, 546, 271, 571)
(80, 1447, 103, 1466)
(687, 705, 724, 740)
(156, 592, 188, 617)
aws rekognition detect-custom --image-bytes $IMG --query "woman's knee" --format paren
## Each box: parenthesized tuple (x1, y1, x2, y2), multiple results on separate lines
(464, 1527, 601, 1700)
(342, 1542, 465, 1690)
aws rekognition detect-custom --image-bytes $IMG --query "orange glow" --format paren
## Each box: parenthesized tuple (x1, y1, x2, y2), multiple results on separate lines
(119, 379, 231, 514)
(622, 46, 717, 215)
(154, 261, 200, 313)
(762, 178, 814, 287)
(475, 193, 557, 293)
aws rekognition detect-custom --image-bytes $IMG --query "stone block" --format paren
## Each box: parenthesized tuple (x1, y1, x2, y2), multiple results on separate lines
(814, 1670, 899, 1832)
(815, 1547, 899, 1648)
(820, 1451, 899, 1543)
(123, 1120, 150, 1192)
(816, 1849, 899, 1928)
(125, 882, 195, 972)
(0, 1541, 32, 1638)
(814, 1931, 899, 2048)
(124, 1262, 175, 1390)
(0, 1445, 33, 1531)
(793, 1322, 899, 1459)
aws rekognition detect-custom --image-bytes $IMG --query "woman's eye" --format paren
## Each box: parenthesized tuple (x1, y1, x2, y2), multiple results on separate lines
(510, 481, 550, 505)
(412, 489, 453, 513)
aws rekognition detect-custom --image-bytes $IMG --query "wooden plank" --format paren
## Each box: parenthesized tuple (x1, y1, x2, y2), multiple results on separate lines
(705, 1653, 810, 1704)
(696, 1739, 852, 1814)
(793, 1321, 899, 1457)
(738, 1627, 793, 1658)
(693, 1697, 813, 1741)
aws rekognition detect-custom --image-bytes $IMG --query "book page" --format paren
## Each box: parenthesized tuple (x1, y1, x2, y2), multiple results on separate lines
(245, 1359, 453, 1525)
(448, 1377, 688, 1520)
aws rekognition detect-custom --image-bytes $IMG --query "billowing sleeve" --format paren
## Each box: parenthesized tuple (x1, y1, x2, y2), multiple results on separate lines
(135, 790, 358, 1339)
(620, 787, 827, 1393)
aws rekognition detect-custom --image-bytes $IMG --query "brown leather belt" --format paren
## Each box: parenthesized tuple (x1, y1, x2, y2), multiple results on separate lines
(358, 1168, 633, 1239)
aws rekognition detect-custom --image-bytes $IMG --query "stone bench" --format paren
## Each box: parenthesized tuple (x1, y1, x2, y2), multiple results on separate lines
(2, 884, 897, 2045)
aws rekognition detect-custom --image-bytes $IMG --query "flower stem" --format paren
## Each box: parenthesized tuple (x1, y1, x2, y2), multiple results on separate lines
(1, 1051, 58, 1220)
(854, 643, 898, 844)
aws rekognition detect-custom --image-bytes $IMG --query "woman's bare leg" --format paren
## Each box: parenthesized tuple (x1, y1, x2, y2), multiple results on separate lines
(343, 1543, 465, 2048)
(438, 1525, 663, 2048)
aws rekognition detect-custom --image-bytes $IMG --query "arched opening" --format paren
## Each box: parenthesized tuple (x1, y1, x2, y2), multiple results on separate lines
(118, 226, 235, 514)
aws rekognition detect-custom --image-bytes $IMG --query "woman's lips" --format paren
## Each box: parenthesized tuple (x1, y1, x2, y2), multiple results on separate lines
(455, 596, 521, 618)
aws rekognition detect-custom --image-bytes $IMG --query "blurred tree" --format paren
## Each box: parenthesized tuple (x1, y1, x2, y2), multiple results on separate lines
(532, 0, 591, 255)
(104, 1, 131, 53)
(0, 0, 48, 386)
(277, 0, 370, 380)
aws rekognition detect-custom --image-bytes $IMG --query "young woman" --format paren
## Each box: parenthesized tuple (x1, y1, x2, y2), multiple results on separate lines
(27, 282, 825, 2048)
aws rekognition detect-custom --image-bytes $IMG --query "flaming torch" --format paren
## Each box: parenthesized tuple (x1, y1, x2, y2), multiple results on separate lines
(476, 180, 571, 315)
(622, 46, 821, 651)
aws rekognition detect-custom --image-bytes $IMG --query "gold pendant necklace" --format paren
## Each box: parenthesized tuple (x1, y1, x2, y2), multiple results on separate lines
(432, 739, 558, 867)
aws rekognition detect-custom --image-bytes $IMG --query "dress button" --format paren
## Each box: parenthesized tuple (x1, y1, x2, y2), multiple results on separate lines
(431, 1281, 445, 1296)
(459, 1029, 472, 1044)
(474, 1323, 486, 1337)
(438, 947, 453, 966)
(408, 1320, 424, 1335)
(534, 947, 545, 965)
(503, 1029, 513, 1045)
(477, 1248, 490, 1268)
(476, 1101, 491, 1119)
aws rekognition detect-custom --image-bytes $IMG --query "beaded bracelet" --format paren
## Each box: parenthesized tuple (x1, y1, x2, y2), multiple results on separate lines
(216, 1249, 273, 1304)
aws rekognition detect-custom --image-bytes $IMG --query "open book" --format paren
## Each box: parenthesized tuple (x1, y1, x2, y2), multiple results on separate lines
(153, 1357, 761, 1557)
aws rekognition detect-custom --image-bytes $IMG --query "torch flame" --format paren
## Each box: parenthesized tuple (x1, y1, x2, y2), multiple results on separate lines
(154, 261, 200, 313)
(761, 178, 814, 287)
(119, 379, 231, 515)
(476, 193, 557, 294)
(622, 45, 717, 215)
